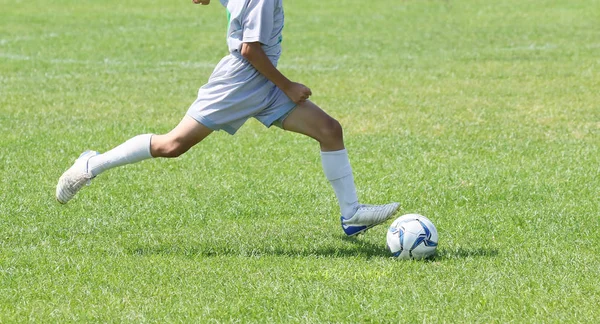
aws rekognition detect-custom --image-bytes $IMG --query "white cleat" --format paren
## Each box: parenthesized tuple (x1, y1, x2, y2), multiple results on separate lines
(341, 202, 400, 236)
(55, 150, 99, 204)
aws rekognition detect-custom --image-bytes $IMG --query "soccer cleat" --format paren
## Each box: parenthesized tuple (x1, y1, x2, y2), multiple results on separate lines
(55, 150, 99, 204)
(341, 202, 400, 236)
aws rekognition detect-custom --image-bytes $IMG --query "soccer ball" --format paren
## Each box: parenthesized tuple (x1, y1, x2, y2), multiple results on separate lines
(386, 214, 438, 260)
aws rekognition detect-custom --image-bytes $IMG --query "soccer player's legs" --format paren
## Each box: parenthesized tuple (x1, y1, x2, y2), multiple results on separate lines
(279, 100, 344, 151)
(280, 100, 400, 236)
(56, 115, 212, 204)
(281, 100, 357, 216)
(151, 115, 213, 158)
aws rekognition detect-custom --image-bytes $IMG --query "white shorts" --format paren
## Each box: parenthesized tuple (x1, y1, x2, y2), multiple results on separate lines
(186, 54, 296, 135)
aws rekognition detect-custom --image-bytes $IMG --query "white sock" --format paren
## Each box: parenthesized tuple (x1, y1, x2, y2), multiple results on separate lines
(321, 149, 360, 219)
(87, 134, 154, 177)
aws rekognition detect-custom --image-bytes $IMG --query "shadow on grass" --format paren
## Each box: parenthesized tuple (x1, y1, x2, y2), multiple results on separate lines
(125, 239, 498, 261)
(126, 236, 391, 259)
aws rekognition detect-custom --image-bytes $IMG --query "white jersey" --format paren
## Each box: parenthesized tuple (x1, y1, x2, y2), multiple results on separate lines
(220, 0, 284, 63)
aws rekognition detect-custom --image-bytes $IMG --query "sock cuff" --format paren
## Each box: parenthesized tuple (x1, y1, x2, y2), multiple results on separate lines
(321, 149, 352, 181)
(141, 133, 153, 158)
(320, 149, 347, 156)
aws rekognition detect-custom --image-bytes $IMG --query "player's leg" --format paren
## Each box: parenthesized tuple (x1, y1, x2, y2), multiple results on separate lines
(56, 116, 212, 204)
(280, 100, 345, 152)
(281, 101, 399, 236)
(89, 115, 212, 175)
(149, 115, 213, 158)
(281, 100, 358, 217)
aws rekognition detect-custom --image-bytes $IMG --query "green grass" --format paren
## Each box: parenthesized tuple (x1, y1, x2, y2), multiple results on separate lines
(1, 0, 599, 322)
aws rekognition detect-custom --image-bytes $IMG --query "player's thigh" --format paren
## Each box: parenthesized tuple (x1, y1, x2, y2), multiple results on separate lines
(282, 100, 342, 140)
(156, 115, 213, 150)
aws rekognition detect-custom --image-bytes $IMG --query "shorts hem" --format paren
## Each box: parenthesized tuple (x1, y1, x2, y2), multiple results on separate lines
(260, 101, 297, 129)
(186, 113, 239, 135)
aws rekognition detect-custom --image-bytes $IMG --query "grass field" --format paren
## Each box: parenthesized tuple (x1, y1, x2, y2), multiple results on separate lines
(1, 0, 599, 322)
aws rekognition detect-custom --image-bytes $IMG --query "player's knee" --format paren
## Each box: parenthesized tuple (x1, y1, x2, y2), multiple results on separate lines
(152, 137, 190, 158)
(319, 117, 343, 143)
(165, 144, 188, 158)
(165, 140, 191, 158)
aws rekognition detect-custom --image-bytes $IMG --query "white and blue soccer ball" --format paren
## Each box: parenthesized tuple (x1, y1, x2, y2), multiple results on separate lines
(386, 214, 438, 260)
